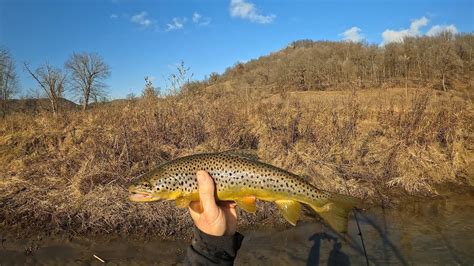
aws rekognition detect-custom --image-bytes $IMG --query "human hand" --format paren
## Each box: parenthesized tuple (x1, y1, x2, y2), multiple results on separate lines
(188, 171, 238, 236)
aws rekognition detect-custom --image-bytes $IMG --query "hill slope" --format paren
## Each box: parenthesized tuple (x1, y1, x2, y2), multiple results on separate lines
(3, 98, 78, 115)
(186, 34, 473, 97)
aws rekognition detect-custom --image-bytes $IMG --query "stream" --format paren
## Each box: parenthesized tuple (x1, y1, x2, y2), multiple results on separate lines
(1, 194, 473, 265)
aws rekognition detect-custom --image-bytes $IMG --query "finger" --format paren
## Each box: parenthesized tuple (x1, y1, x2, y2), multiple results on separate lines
(219, 201, 237, 220)
(224, 205, 237, 236)
(218, 201, 237, 209)
(188, 205, 200, 222)
(227, 205, 237, 220)
(196, 171, 218, 213)
(188, 201, 203, 214)
(221, 203, 237, 218)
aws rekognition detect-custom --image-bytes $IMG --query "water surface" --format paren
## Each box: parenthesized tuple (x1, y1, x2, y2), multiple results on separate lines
(1, 194, 473, 265)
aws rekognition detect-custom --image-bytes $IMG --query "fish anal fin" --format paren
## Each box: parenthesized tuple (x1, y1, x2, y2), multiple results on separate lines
(175, 197, 191, 209)
(275, 200, 301, 226)
(235, 196, 257, 213)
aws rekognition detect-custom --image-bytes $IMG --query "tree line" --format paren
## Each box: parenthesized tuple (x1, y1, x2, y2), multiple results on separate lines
(195, 31, 473, 93)
(0, 50, 110, 116)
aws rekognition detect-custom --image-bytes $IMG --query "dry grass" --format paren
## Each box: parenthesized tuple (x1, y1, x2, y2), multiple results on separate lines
(0, 87, 472, 237)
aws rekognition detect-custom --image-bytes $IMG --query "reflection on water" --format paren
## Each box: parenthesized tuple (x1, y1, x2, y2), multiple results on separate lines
(237, 194, 474, 265)
(306, 232, 350, 266)
(1, 194, 473, 265)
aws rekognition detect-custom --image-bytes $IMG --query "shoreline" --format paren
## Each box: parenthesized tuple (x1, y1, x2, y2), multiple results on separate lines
(1, 192, 473, 265)
(1, 187, 472, 241)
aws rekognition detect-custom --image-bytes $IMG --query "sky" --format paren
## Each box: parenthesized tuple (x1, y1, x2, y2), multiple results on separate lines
(1, 0, 473, 99)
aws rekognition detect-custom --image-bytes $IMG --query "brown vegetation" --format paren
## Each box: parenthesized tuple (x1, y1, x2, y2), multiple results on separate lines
(190, 32, 473, 95)
(0, 86, 472, 237)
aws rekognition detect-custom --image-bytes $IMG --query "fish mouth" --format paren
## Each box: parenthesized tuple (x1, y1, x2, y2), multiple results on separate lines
(128, 185, 160, 202)
(129, 192, 160, 202)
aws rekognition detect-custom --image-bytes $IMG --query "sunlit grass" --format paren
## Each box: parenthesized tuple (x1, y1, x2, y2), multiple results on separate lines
(0, 87, 471, 237)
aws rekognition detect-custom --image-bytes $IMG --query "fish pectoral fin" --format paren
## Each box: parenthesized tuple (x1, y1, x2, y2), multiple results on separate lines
(275, 200, 302, 226)
(175, 197, 191, 209)
(235, 196, 257, 213)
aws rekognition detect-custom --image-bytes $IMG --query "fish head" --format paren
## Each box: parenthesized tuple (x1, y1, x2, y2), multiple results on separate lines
(128, 180, 159, 202)
(128, 171, 182, 202)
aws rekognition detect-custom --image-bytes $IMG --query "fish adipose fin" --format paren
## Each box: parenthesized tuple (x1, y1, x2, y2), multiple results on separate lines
(309, 194, 360, 233)
(275, 200, 301, 226)
(235, 196, 257, 213)
(176, 197, 191, 209)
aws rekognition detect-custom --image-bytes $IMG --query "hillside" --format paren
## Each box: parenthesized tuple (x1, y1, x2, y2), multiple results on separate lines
(3, 98, 78, 115)
(185, 34, 473, 99)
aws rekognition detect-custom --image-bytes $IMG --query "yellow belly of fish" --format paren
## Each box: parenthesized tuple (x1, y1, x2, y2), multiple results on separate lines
(174, 185, 355, 233)
(178, 187, 308, 226)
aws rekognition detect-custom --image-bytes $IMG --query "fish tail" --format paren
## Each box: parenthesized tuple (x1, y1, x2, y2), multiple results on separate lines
(308, 193, 360, 233)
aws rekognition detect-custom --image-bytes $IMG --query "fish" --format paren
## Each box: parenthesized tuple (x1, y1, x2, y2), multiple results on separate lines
(128, 152, 360, 232)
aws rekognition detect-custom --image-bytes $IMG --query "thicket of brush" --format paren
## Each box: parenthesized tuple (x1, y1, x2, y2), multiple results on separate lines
(188, 32, 473, 94)
(0, 85, 471, 237)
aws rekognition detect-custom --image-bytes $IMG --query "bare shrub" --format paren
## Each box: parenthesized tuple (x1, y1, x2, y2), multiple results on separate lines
(0, 87, 470, 237)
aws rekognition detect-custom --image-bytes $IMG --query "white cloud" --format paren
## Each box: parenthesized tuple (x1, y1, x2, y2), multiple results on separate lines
(110, 14, 118, 19)
(409, 16, 429, 35)
(341, 27, 364, 42)
(192, 12, 212, 26)
(199, 17, 211, 26)
(426, 24, 458, 36)
(131, 11, 153, 27)
(381, 16, 459, 45)
(381, 29, 409, 45)
(381, 16, 429, 45)
(230, 0, 275, 24)
(192, 12, 202, 23)
(166, 17, 186, 31)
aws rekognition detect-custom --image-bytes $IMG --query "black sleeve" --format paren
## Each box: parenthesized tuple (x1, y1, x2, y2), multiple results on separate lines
(184, 226, 244, 266)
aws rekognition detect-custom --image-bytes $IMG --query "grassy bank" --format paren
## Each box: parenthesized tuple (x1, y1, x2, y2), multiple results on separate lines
(0, 87, 472, 237)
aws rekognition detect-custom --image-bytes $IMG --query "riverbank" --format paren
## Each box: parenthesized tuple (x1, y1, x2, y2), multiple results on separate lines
(0, 87, 472, 238)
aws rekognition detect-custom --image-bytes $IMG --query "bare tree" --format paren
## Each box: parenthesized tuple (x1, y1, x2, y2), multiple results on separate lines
(167, 61, 193, 95)
(399, 54, 410, 96)
(65, 52, 110, 110)
(0, 49, 19, 117)
(431, 32, 463, 91)
(24, 62, 66, 115)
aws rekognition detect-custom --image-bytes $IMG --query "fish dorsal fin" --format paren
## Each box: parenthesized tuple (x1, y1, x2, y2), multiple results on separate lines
(221, 149, 259, 161)
(235, 196, 257, 213)
(275, 200, 302, 226)
(175, 197, 191, 209)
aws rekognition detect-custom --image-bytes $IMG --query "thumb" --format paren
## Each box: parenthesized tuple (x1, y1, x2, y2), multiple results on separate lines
(196, 171, 218, 213)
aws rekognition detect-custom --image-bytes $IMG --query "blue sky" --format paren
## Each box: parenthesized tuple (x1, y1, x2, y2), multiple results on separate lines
(1, 0, 473, 99)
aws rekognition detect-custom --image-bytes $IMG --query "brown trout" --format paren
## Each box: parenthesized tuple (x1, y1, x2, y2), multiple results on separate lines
(128, 152, 359, 232)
